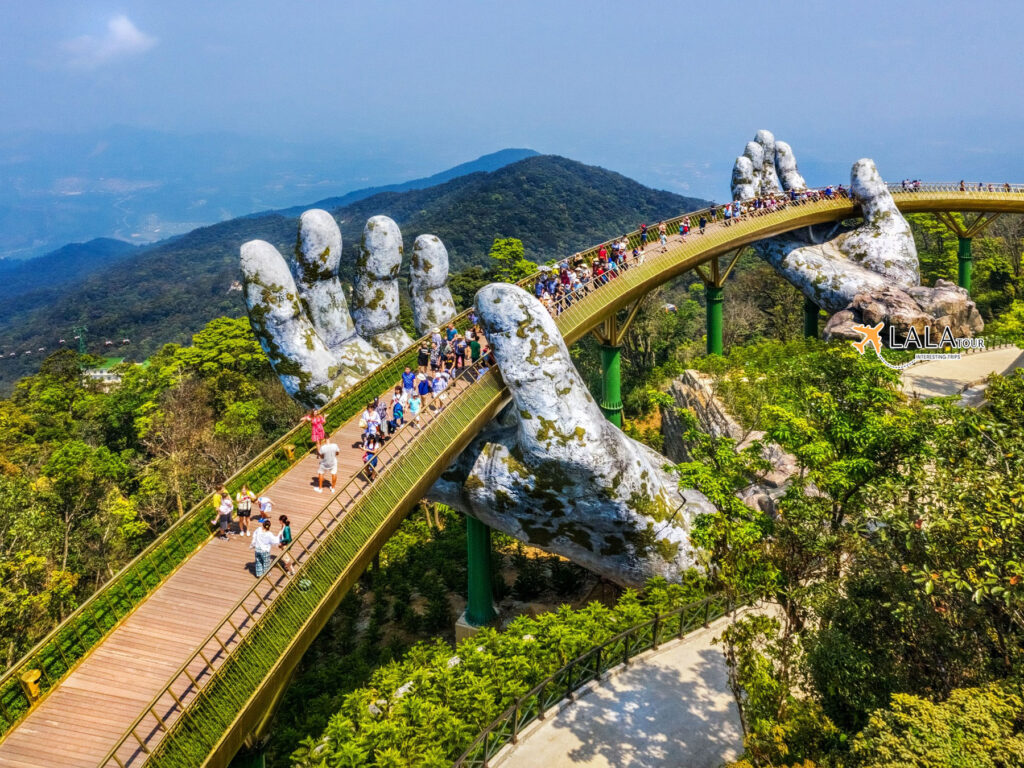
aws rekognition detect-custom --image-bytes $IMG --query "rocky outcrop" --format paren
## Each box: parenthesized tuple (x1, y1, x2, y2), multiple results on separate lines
(661, 371, 797, 515)
(731, 131, 983, 342)
(241, 211, 457, 407)
(825, 279, 984, 341)
(428, 284, 715, 587)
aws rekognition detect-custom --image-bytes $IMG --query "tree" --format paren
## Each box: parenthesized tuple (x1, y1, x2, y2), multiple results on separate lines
(487, 237, 536, 283)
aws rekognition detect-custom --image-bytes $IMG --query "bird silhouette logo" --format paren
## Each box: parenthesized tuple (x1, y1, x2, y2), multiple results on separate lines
(850, 322, 885, 355)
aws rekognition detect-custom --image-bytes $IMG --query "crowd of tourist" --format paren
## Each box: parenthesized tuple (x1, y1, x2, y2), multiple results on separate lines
(209, 484, 296, 577)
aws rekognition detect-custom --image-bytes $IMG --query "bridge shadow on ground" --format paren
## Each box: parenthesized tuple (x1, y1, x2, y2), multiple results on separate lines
(511, 643, 742, 768)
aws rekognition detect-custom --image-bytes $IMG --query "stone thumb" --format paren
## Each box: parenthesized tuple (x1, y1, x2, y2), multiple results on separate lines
(474, 283, 610, 457)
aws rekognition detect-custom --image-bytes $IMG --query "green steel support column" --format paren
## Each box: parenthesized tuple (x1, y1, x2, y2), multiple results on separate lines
(803, 296, 820, 339)
(599, 343, 623, 427)
(957, 237, 973, 293)
(706, 284, 724, 355)
(465, 516, 496, 625)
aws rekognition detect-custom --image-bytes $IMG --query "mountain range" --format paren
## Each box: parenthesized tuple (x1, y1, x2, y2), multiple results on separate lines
(0, 153, 707, 391)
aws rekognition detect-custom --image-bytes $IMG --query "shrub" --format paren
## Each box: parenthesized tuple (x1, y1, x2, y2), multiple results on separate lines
(850, 683, 1024, 768)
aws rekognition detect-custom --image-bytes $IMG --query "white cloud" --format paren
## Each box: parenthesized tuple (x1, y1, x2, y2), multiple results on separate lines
(62, 15, 157, 69)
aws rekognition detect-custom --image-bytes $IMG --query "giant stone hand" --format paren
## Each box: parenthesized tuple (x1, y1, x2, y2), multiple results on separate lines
(732, 130, 982, 340)
(241, 211, 457, 407)
(429, 284, 715, 587)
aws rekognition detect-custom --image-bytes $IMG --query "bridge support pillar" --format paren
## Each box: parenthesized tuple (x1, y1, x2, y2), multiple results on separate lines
(590, 298, 645, 428)
(957, 237, 973, 293)
(706, 285, 723, 355)
(803, 296, 820, 339)
(933, 212, 1003, 296)
(695, 249, 743, 357)
(463, 516, 496, 632)
(598, 344, 623, 427)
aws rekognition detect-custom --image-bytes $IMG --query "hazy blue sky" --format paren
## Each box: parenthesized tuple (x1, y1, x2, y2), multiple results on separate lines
(3, 0, 1024, 199)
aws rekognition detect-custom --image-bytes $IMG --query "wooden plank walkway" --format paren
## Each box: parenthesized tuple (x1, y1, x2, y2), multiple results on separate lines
(0, 367, 477, 768)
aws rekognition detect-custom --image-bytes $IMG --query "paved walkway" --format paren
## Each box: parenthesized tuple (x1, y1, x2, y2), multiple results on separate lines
(901, 345, 1023, 401)
(495, 612, 745, 768)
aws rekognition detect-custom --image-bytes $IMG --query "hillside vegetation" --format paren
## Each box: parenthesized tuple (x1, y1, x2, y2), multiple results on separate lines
(0, 155, 705, 391)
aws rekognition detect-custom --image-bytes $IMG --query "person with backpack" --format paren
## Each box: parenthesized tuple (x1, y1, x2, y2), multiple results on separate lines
(391, 388, 405, 431)
(639, 223, 648, 250)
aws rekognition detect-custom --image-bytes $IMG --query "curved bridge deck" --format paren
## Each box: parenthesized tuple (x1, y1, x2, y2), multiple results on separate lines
(0, 183, 1021, 768)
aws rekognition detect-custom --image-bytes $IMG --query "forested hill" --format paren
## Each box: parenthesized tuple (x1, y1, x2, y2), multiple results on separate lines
(0, 155, 708, 390)
(273, 147, 540, 216)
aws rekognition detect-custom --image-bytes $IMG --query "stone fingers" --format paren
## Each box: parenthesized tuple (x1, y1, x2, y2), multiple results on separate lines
(731, 156, 756, 201)
(352, 216, 415, 356)
(846, 159, 919, 285)
(240, 240, 339, 407)
(474, 283, 610, 458)
(410, 235, 457, 336)
(774, 141, 806, 191)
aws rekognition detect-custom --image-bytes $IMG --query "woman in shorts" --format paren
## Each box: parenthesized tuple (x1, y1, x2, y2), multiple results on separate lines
(236, 484, 255, 537)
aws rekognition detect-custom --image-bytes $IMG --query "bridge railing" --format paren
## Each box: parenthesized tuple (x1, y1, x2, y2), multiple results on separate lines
(888, 181, 1024, 194)
(452, 593, 744, 768)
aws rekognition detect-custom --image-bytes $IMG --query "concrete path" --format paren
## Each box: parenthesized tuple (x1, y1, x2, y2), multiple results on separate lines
(495, 612, 745, 768)
(901, 345, 1023, 400)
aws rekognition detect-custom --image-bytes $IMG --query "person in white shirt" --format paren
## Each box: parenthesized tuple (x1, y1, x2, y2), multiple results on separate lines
(316, 440, 340, 493)
(256, 495, 273, 521)
(249, 519, 279, 577)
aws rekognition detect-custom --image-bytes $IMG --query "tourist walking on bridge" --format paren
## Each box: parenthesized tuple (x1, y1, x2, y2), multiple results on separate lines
(249, 519, 278, 578)
(277, 515, 297, 576)
(316, 439, 340, 493)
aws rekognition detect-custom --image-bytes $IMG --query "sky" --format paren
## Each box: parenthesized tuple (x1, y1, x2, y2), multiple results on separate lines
(2, 0, 1024, 201)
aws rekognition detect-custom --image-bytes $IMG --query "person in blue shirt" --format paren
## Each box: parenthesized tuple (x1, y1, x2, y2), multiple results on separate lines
(417, 373, 432, 411)
(401, 366, 416, 399)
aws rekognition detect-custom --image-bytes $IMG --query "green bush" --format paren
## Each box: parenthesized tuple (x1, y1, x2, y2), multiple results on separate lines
(290, 577, 707, 767)
(850, 683, 1024, 768)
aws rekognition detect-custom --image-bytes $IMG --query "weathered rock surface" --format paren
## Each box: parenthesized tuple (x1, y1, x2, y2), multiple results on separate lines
(661, 371, 797, 515)
(731, 131, 983, 341)
(410, 234, 457, 335)
(825, 279, 984, 341)
(352, 216, 414, 356)
(241, 210, 459, 407)
(428, 284, 715, 587)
